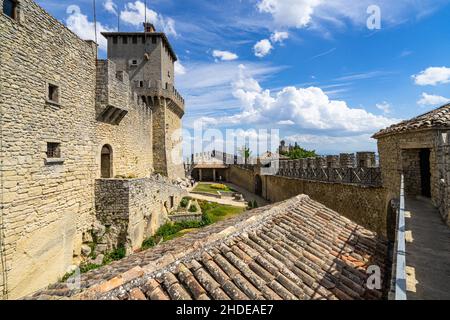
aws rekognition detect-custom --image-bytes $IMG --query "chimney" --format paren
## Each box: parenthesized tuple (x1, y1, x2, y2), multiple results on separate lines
(143, 22, 156, 33)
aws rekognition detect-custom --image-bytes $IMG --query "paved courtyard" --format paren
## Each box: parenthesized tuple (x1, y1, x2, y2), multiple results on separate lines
(188, 182, 269, 208)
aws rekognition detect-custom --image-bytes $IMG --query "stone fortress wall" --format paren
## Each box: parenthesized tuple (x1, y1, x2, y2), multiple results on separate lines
(377, 129, 450, 226)
(0, 0, 98, 299)
(95, 60, 154, 178)
(227, 166, 390, 237)
(95, 177, 187, 253)
(189, 150, 390, 236)
(271, 152, 380, 186)
(0, 0, 186, 299)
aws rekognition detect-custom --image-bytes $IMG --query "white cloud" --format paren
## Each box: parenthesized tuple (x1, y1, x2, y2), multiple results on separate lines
(277, 120, 295, 125)
(417, 93, 450, 106)
(284, 133, 377, 154)
(270, 31, 289, 43)
(256, 0, 448, 31)
(413, 67, 450, 86)
(376, 101, 391, 114)
(212, 50, 239, 61)
(104, 0, 118, 16)
(174, 61, 186, 76)
(253, 39, 273, 58)
(257, 0, 321, 28)
(66, 5, 114, 51)
(178, 62, 284, 129)
(120, 1, 177, 36)
(221, 65, 398, 134)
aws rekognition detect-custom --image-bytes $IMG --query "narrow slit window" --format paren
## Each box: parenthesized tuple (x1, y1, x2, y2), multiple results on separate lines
(132, 35, 137, 44)
(123, 36, 128, 44)
(3, 0, 17, 20)
(48, 83, 60, 104)
(112, 36, 118, 44)
(152, 36, 156, 44)
(47, 143, 61, 158)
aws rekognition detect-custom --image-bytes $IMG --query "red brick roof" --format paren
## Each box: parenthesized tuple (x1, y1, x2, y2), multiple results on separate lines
(28, 195, 389, 300)
(373, 103, 450, 138)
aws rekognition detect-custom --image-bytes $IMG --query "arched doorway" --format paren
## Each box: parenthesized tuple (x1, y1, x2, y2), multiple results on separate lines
(101, 145, 113, 178)
(255, 175, 262, 197)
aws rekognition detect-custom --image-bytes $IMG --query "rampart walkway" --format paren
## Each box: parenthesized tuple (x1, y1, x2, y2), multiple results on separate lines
(405, 197, 450, 300)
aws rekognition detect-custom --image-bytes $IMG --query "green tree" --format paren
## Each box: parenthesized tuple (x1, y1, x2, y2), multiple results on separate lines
(280, 144, 317, 159)
(239, 145, 252, 164)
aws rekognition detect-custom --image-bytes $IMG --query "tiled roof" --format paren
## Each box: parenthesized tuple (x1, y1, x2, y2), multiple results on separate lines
(28, 195, 389, 300)
(373, 103, 450, 138)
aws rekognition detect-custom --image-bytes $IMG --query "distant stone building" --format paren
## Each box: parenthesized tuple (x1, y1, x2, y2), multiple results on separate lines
(373, 104, 450, 226)
(0, 0, 186, 298)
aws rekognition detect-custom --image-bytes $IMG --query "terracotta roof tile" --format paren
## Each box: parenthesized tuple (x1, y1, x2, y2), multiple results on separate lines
(30, 195, 389, 300)
(373, 103, 450, 138)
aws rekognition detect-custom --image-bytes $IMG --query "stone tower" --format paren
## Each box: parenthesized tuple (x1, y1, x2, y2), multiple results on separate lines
(102, 23, 185, 179)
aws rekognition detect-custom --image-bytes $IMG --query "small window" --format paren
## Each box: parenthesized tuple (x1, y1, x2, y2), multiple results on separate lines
(152, 36, 156, 44)
(47, 143, 61, 158)
(168, 71, 171, 78)
(139, 81, 144, 88)
(112, 36, 118, 44)
(3, 0, 17, 20)
(132, 59, 138, 65)
(132, 35, 137, 44)
(123, 36, 128, 44)
(170, 196, 174, 209)
(47, 83, 60, 104)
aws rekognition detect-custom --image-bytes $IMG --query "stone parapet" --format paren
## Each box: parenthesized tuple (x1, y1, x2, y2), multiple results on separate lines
(94, 177, 187, 253)
(135, 80, 184, 115)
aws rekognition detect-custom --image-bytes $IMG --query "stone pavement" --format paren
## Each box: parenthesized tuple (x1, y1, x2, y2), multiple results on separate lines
(405, 197, 450, 300)
(224, 183, 269, 207)
(187, 182, 269, 208)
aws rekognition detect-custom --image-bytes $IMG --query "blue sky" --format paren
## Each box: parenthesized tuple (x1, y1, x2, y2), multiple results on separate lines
(37, 0, 450, 156)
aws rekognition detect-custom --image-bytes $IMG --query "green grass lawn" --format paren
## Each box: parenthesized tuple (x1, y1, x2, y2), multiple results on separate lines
(199, 200, 246, 224)
(141, 201, 245, 248)
(193, 183, 235, 194)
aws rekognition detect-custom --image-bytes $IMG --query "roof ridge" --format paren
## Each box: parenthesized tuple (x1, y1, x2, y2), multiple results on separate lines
(373, 103, 450, 138)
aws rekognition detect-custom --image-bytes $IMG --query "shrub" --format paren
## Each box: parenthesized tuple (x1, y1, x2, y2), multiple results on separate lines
(80, 263, 102, 274)
(211, 184, 228, 190)
(180, 198, 189, 208)
(60, 270, 76, 282)
(142, 237, 156, 250)
(189, 205, 198, 213)
(103, 246, 126, 265)
(253, 200, 258, 208)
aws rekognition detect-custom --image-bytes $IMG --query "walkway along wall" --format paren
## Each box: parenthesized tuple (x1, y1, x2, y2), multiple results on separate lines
(228, 166, 391, 237)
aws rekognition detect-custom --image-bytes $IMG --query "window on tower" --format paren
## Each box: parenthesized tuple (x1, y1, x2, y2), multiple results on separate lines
(3, 0, 17, 20)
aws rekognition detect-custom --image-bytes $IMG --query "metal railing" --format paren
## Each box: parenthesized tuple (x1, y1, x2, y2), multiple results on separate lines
(274, 167, 382, 187)
(393, 175, 407, 300)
